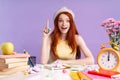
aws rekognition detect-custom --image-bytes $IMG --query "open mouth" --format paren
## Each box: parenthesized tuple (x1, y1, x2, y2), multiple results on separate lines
(61, 27, 67, 29)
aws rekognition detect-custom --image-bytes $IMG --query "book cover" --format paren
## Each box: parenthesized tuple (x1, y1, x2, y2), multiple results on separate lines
(0, 57, 28, 64)
(74, 71, 120, 80)
(0, 54, 30, 58)
(77, 71, 92, 80)
(70, 71, 92, 80)
(0, 61, 28, 69)
(88, 69, 120, 79)
(70, 71, 80, 80)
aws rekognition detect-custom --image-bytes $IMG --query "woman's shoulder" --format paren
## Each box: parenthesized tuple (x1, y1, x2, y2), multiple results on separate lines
(75, 34, 85, 45)
(75, 34, 83, 40)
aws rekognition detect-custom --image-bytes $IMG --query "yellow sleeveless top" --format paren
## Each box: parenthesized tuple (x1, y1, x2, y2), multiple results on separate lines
(48, 39, 76, 63)
(56, 39, 76, 60)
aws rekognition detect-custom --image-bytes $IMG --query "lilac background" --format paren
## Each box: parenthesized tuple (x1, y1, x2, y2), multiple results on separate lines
(0, 0, 120, 63)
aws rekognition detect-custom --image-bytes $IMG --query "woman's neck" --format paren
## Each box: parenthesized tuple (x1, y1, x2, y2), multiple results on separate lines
(60, 34, 67, 40)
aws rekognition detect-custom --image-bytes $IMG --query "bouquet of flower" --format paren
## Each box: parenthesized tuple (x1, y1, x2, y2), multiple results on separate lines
(101, 18, 120, 51)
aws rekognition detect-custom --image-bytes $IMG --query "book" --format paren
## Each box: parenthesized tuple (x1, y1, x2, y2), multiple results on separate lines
(70, 69, 120, 80)
(0, 54, 30, 58)
(0, 65, 29, 72)
(0, 57, 28, 64)
(70, 71, 92, 80)
(0, 61, 28, 69)
(70, 71, 80, 80)
(0, 65, 30, 75)
(83, 72, 119, 80)
(88, 69, 120, 79)
(77, 71, 92, 80)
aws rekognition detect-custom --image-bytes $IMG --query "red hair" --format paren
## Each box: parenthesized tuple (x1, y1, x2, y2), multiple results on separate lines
(51, 12, 81, 59)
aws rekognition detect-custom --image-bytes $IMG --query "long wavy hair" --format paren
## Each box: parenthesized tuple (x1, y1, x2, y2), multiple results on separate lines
(51, 12, 81, 59)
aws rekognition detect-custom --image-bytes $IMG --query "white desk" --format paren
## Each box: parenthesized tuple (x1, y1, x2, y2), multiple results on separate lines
(0, 64, 119, 80)
(0, 64, 98, 80)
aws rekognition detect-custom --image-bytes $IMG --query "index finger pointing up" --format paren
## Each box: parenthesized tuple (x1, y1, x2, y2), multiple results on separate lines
(46, 19, 49, 29)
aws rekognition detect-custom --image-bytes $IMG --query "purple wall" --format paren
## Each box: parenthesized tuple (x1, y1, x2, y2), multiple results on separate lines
(0, 0, 120, 63)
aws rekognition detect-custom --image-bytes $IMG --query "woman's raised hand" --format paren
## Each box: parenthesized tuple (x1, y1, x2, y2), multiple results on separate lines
(43, 19, 51, 37)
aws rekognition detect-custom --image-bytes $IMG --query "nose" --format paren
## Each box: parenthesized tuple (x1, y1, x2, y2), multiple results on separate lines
(63, 20, 66, 26)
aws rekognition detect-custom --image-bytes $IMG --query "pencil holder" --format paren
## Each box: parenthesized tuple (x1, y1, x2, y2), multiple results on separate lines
(29, 56, 36, 66)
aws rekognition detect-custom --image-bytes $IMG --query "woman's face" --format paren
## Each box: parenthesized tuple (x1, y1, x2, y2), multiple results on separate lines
(58, 14, 70, 34)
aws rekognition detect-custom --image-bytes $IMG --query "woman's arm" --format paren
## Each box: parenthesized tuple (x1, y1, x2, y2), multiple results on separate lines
(40, 36, 51, 64)
(40, 20, 51, 64)
(76, 35, 94, 64)
(56, 35, 94, 65)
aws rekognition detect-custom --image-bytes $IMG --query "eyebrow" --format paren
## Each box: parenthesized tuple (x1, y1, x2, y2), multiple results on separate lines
(58, 18, 70, 20)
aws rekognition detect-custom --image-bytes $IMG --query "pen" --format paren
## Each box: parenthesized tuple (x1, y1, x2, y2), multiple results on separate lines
(23, 49, 34, 67)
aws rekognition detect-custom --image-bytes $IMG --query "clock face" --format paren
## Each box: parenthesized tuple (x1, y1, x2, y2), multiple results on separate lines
(99, 51, 118, 69)
(97, 48, 120, 70)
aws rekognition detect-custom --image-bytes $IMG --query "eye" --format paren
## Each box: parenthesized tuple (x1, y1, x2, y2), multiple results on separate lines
(58, 19, 63, 22)
(66, 19, 70, 23)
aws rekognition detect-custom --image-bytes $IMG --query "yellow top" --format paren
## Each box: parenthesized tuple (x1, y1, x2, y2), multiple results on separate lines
(56, 39, 76, 60)
(48, 39, 76, 63)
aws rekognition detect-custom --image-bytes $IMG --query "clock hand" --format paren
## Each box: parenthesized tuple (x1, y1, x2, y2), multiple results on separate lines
(108, 51, 110, 61)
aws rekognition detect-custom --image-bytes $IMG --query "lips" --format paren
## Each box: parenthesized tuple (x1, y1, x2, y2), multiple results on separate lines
(61, 27, 67, 29)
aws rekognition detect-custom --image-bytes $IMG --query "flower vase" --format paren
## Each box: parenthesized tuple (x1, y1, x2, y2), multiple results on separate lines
(109, 35, 120, 52)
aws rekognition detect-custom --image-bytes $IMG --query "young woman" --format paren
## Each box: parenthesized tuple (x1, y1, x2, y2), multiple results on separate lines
(40, 7, 94, 65)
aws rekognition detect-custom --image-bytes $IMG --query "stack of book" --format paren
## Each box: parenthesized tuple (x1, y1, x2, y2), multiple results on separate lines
(70, 69, 120, 80)
(0, 54, 30, 75)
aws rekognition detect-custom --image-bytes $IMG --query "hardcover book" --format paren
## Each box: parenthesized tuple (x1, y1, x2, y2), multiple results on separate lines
(70, 71, 80, 80)
(88, 69, 120, 79)
(0, 54, 30, 58)
(77, 71, 92, 80)
(0, 57, 28, 64)
(0, 61, 28, 69)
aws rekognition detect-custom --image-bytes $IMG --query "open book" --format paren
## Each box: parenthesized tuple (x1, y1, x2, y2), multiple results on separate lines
(44, 64, 71, 70)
